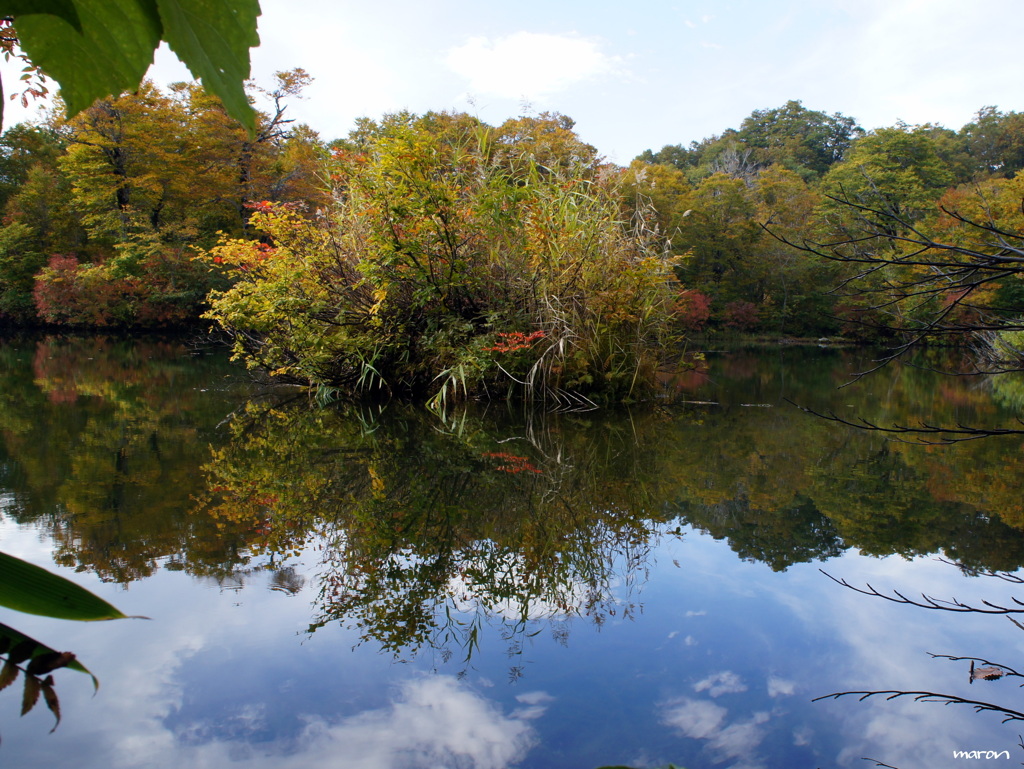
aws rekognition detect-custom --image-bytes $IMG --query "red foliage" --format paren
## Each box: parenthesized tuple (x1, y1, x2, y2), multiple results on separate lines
(481, 451, 542, 474)
(32, 338, 79, 404)
(673, 290, 712, 331)
(33, 255, 119, 326)
(33, 250, 207, 327)
(482, 330, 546, 353)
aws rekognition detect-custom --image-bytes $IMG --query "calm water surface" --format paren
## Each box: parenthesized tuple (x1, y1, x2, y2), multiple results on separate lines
(2, 335, 1024, 768)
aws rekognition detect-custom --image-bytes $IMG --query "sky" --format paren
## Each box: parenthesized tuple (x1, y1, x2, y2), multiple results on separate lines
(4, 0, 1024, 164)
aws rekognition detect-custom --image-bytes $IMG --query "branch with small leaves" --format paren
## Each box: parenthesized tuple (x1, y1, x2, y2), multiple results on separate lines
(0, 623, 97, 735)
(0, 17, 49, 110)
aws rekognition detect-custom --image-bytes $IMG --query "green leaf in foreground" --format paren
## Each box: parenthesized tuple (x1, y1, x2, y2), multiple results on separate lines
(0, 1, 82, 31)
(157, 0, 260, 135)
(7, 0, 260, 133)
(0, 550, 129, 621)
(12, 0, 162, 117)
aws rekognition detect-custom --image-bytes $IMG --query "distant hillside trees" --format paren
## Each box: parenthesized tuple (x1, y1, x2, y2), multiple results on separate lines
(633, 102, 1024, 339)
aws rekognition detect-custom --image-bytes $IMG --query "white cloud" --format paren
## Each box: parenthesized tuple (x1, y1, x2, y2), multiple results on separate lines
(708, 712, 770, 762)
(117, 675, 541, 769)
(446, 32, 619, 100)
(285, 676, 539, 769)
(513, 691, 555, 720)
(661, 697, 727, 739)
(694, 670, 747, 697)
(767, 676, 796, 698)
(660, 697, 770, 767)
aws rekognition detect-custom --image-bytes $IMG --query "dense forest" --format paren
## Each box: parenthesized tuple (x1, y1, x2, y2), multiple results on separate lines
(1, 76, 1023, 400)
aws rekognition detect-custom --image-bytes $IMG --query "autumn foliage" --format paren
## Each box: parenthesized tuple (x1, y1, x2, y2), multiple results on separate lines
(202, 112, 681, 404)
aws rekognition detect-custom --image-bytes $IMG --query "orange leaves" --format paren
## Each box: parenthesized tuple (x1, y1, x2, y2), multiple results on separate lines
(481, 451, 542, 474)
(481, 330, 546, 353)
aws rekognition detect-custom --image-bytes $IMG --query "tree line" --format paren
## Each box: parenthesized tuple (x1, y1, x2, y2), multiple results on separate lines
(631, 100, 1024, 340)
(2, 85, 1024, 400)
(0, 69, 327, 326)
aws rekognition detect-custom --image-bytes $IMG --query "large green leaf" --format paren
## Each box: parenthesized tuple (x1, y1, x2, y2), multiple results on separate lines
(0, 551, 129, 621)
(156, 0, 260, 134)
(12, 0, 162, 118)
(0, 1, 82, 31)
(6, 0, 259, 133)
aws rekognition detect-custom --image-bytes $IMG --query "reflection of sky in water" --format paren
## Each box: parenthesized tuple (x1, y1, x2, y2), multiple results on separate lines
(2, 519, 1023, 768)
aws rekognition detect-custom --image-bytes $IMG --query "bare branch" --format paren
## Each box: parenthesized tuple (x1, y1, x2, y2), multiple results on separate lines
(936, 558, 1024, 583)
(860, 758, 901, 769)
(812, 689, 1024, 723)
(927, 653, 1024, 682)
(820, 570, 1024, 613)
(791, 402, 1024, 444)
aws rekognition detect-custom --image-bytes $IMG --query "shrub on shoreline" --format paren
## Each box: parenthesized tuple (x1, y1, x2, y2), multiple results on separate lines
(202, 112, 682, 405)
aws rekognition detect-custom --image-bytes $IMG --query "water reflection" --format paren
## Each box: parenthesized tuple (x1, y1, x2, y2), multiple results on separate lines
(4, 339, 1024, 627)
(810, 563, 1024, 768)
(201, 399, 676, 669)
(0, 335, 259, 583)
(6, 337, 1024, 765)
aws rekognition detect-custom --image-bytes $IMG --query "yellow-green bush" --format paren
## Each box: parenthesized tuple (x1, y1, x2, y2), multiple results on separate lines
(202, 112, 680, 404)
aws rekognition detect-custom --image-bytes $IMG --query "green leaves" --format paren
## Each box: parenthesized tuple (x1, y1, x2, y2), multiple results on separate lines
(145, 0, 260, 133)
(0, 550, 129, 621)
(10, 2, 162, 119)
(3, 0, 259, 133)
(0, 2, 82, 30)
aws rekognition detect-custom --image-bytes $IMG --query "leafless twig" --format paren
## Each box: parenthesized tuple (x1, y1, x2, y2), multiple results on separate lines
(820, 570, 1024, 613)
(812, 690, 1024, 723)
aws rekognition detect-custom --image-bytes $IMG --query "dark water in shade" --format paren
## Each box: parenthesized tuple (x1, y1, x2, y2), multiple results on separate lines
(3, 334, 1024, 768)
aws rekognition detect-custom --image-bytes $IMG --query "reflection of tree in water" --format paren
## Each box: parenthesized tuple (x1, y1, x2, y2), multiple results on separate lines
(679, 494, 845, 571)
(658, 349, 1024, 573)
(7, 337, 1024, 615)
(0, 335, 258, 582)
(203, 400, 678, 671)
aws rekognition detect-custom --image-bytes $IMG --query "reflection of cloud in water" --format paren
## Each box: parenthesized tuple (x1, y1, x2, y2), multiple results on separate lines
(512, 691, 554, 720)
(0, 537, 546, 769)
(660, 696, 770, 768)
(289, 676, 542, 769)
(800, 555, 1023, 767)
(446, 553, 615, 621)
(793, 726, 812, 746)
(176, 703, 268, 744)
(661, 697, 726, 738)
(694, 670, 747, 697)
(766, 676, 796, 698)
(160, 676, 543, 769)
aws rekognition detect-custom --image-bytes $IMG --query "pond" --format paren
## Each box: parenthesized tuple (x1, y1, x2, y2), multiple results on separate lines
(2, 334, 1024, 768)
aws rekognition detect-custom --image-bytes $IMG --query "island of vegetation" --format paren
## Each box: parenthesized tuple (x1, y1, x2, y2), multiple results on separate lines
(1, 60, 1023, 403)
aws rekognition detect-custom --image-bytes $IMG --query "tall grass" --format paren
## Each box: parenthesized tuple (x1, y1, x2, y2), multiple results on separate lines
(203, 112, 681, 404)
